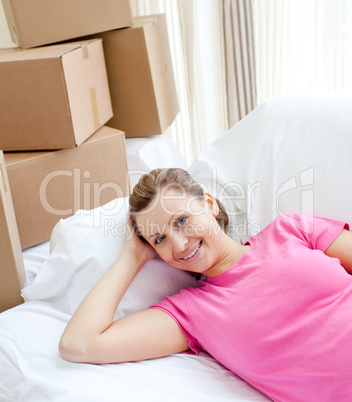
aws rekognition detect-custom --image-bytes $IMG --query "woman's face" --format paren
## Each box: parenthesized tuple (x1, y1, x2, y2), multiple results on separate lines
(135, 188, 226, 276)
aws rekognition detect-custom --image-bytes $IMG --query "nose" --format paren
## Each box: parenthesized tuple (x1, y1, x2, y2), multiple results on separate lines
(171, 231, 188, 253)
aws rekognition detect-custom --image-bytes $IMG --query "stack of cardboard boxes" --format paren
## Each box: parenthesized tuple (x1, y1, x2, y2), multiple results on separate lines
(0, 0, 179, 311)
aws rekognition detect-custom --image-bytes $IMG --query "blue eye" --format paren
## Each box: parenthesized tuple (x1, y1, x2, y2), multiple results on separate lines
(177, 217, 186, 227)
(155, 235, 165, 245)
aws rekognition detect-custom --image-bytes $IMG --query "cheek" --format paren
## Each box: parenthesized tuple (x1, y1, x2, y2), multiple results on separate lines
(191, 222, 211, 239)
(153, 244, 171, 260)
(156, 248, 186, 269)
(186, 220, 209, 237)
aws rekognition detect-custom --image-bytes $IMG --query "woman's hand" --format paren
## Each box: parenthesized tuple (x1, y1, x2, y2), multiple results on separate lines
(124, 211, 157, 264)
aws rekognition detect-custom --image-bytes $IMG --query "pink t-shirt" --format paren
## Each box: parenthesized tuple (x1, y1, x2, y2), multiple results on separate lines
(151, 214, 352, 402)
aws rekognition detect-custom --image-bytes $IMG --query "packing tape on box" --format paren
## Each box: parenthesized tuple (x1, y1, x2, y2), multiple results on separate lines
(90, 87, 100, 130)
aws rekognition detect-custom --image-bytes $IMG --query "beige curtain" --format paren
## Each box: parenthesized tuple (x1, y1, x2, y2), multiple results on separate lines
(177, 0, 229, 158)
(223, 0, 257, 127)
(131, 0, 257, 163)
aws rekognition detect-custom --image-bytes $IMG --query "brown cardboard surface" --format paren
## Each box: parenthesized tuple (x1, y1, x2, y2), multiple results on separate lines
(0, 151, 26, 312)
(1, 0, 133, 49)
(88, 14, 179, 138)
(4, 126, 130, 249)
(0, 39, 113, 151)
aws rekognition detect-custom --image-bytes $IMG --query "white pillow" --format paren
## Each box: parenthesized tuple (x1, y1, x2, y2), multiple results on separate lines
(188, 93, 352, 243)
(22, 197, 199, 320)
(125, 136, 188, 189)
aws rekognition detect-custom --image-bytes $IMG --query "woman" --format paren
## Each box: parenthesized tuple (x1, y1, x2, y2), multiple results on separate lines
(59, 168, 352, 401)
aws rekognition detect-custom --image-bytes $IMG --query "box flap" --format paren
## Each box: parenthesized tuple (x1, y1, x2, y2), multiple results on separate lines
(61, 39, 113, 146)
(4, 151, 49, 166)
(83, 125, 124, 142)
(0, 40, 97, 62)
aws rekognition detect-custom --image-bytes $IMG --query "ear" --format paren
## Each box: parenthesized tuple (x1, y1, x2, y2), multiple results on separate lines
(204, 193, 219, 217)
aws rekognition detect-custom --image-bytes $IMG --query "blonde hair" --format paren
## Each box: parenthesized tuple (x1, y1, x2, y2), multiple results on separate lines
(129, 168, 229, 235)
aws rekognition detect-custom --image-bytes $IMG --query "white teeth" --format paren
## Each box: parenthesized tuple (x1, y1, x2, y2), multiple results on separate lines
(183, 242, 201, 260)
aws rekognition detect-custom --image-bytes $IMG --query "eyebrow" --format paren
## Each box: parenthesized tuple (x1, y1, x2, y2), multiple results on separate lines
(147, 210, 183, 241)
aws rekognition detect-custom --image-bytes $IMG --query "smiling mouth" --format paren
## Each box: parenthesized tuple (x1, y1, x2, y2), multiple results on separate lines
(180, 241, 202, 260)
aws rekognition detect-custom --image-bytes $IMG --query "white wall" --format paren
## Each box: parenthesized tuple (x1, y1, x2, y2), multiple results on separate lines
(0, 1, 17, 48)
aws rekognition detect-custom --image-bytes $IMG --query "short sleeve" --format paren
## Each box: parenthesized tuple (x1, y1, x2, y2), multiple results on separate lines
(150, 291, 202, 355)
(279, 213, 349, 252)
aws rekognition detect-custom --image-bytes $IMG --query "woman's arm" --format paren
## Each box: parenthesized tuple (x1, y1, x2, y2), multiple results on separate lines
(59, 219, 189, 364)
(325, 229, 352, 275)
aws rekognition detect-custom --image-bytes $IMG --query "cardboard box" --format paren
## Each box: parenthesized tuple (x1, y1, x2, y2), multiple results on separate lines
(0, 39, 113, 151)
(4, 126, 130, 249)
(89, 14, 179, 138)
(0, 151, 26, 312)
(1, 0, 133, 49)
